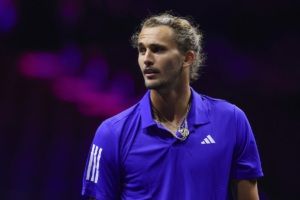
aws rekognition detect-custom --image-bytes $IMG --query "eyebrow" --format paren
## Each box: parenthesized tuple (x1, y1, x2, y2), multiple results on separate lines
(138, 42, 166, 48)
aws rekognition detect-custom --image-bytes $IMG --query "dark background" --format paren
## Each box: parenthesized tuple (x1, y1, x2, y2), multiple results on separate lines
(0, 0, 299, 199)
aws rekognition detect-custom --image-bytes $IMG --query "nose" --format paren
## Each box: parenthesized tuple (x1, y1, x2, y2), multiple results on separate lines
(143, 50, 154, 67)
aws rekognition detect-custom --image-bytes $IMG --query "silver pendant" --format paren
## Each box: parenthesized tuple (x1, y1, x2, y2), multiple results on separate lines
(176, 128, 189, 140)
(181, 128, 189, 137)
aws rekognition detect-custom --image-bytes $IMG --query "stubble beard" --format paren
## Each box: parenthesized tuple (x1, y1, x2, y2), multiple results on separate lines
(143, 67, 183, 91)
(144, 79, 167, 90)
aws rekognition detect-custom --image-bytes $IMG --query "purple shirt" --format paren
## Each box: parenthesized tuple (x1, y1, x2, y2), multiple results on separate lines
(82, 88, 263, 199)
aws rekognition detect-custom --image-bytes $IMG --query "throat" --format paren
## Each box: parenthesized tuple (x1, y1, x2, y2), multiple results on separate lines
(152, 102, 191, 140)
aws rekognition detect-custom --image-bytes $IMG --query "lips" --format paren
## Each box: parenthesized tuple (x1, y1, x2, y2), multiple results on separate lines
(144, 67, 159, 75)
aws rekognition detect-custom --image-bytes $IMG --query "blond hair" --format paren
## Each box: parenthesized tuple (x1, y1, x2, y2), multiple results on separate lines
(131, 12, 204, 82)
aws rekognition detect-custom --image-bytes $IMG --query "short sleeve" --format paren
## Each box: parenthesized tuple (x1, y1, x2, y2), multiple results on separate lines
(82, 121, 121, 199)
(230, 106, 264, 179)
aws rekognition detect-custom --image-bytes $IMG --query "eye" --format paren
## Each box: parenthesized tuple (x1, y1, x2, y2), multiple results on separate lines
(151, 45, 166, 53)
(138, 47, 146, 55)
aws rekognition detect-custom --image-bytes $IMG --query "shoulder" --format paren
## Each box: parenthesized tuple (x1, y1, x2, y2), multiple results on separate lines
(201, 94, 238, 113)
(198, 93, 248, 122)
(93, 103, 140, 142)
(103, 103, 140, 127)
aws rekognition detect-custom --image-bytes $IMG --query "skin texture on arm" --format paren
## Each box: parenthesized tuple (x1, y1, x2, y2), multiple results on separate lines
(232, 179, 259, 200)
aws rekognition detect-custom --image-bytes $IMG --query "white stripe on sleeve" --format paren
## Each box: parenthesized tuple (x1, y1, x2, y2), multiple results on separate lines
(94, 148, 103, 183)
(86, 144, 96, 180)
(91, 145, 99, 182)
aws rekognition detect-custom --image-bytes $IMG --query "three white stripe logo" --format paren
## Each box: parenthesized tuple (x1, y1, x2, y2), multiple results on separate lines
(201, 134, 216, 144)
(86, 144, 102, 183)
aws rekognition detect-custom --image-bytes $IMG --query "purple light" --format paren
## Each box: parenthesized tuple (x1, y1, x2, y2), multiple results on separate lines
(18, 52, 64, 80)
(0, 0, 17, 32)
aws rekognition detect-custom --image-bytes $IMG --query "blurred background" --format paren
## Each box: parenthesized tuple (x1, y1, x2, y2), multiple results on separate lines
(0, 0, 299, 199)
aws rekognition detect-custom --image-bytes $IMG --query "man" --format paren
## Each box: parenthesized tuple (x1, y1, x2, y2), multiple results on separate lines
(82, 12, 263, 200)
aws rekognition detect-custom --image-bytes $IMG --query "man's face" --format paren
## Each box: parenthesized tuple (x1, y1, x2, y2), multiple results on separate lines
(137, 25, 185, 90)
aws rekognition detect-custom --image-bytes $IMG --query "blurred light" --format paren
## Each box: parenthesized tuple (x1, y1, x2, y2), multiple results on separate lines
(18, 52, 64, 80)
(18, 48, 138, 117)
(0, 0, 17, 32)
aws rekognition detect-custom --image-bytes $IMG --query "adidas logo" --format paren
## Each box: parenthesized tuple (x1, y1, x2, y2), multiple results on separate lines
(201, 134, 216, 144)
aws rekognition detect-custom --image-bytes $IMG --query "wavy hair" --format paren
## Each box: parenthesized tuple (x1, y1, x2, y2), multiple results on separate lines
(131, 12, 204, 82)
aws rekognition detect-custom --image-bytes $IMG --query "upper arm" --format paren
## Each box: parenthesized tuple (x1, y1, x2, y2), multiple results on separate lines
(230, 106, 263, 179)
(231, 179, 259, 200)
(230, 107, 263, 199)
(81, 122, 122, 199)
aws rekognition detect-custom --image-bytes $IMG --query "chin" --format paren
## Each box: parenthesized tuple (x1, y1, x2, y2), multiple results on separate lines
(144, 80, 167, 90)
(145, 81, 160, 89)
(145, 84, 159, 90)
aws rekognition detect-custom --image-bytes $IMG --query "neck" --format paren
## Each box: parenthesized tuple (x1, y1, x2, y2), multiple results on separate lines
(150, 84, 191, 124)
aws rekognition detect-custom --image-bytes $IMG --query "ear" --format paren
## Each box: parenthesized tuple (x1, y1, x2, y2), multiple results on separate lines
(182, 50, 196, 68)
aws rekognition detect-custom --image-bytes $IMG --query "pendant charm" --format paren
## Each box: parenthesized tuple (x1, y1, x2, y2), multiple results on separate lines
(176, 127, 189, 141)
(181, 128, 189, 137)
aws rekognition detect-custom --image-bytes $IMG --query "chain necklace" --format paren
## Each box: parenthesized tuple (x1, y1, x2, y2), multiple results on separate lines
(152, 102, 191, 141)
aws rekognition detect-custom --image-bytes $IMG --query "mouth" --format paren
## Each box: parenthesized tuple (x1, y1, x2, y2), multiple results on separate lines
(143, 68, 159, 77)
(143, 68, 159, 79)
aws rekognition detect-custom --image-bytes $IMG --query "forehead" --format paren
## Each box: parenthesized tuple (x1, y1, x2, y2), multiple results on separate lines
(138, 25, 177, 46)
